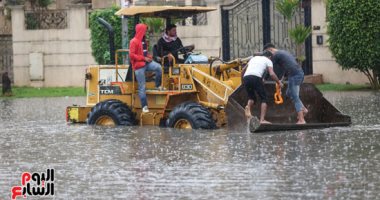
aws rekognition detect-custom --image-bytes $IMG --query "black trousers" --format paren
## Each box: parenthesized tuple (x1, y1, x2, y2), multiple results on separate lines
(243, 75, 267, 103)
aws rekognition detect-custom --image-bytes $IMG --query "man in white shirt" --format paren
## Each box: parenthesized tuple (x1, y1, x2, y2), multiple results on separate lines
(242, 50, 283, 124)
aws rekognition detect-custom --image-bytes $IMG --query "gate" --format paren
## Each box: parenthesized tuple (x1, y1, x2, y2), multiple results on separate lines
(0, 35, 13, 83)
(221, 0, 312, 75)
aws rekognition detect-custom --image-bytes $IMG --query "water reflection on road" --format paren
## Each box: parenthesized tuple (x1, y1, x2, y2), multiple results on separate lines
(0, 91, 379, 199)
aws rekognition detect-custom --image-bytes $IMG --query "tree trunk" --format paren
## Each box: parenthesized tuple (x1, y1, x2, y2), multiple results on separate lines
(362, 69, 375, 89)
(296, 44, 303, 66)
(362, 69, 379, 90)
(372, 69, 380, 90)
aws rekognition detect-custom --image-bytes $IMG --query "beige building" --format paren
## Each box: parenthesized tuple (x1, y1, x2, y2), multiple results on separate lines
(176, 0, 369, 85)
(10, 4, 93, 87)
(5, 0, 370, 87)
(6, 0, 119, 87)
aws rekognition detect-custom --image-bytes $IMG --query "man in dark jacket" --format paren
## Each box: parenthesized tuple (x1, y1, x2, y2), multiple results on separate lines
(2, 72, 12, 96)
(129, 23, 163, 113)
(157, 24, 194, 64)
(264, 43, 308, 124)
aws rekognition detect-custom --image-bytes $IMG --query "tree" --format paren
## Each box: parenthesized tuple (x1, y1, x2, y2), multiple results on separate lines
(89, 7, 122, 64)
(89, 7, 166, 64)
(289, 24, 311, 63)
(327, 0, 380, 89)
(141, 18, 165, 51)
(275, 0, 311, 64)
(275, 0, 299, 21)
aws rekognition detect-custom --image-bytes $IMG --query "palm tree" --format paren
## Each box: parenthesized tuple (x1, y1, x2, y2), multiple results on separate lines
(275, 0, 299, 21)
(289, 25, 311, 62)
(275, 0, 311, 64)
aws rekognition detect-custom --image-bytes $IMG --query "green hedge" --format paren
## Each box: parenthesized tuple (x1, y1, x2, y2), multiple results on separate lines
(327, 0, 380, 89)
(0, 87, 85, 98)
(89, 6, 122, 64)
(88, 7, 167, 64)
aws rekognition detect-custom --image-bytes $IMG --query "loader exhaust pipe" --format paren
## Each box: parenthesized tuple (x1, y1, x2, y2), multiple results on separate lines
(97, 17, 115, 64)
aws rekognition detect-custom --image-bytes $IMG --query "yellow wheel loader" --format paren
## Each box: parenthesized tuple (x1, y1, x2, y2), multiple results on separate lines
(66, 6, 351, 132)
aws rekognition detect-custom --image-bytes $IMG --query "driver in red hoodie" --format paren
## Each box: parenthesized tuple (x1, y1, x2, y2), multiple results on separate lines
(130, 23, 163, 113)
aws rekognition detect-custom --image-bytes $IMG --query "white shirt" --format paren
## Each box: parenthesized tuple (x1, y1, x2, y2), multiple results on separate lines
(243, 56, 273, 78)
(121, 0, 130, 8)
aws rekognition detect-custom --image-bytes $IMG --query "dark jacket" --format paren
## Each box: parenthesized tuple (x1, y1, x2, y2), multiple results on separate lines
(157, 37, 184, 61)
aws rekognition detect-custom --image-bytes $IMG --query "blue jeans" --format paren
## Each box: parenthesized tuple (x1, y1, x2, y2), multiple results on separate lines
(286, 70, 305, 112)
(134, 61, 162, 107)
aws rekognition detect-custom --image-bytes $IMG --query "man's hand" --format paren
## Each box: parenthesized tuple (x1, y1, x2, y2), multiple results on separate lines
(167, 53, 173, 62)
(278, 81, 284, 88)
(144, 57, 152, 63)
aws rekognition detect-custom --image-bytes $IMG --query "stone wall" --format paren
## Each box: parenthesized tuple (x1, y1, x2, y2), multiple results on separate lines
(0, 6, 12, 35)
(10, 4, 96, 87)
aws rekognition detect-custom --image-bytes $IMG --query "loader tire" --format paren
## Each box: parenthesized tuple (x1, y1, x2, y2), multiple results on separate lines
(87, 99, 136, 126)
(166, 102, 217, 129)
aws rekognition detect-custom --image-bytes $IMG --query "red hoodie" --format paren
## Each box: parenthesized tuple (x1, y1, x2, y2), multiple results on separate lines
(129, 23, 149, 70)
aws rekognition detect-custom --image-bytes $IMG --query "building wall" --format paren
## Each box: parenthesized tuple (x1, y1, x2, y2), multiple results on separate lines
(177, 0, 224, 58)
(10, 4, 96, 87)
(311, 0, 368, 84)
(173, 0, 231, 58)
(178, 0, 369, 84)
(54, 0, 72, 9)
(92, 0, 119, 9)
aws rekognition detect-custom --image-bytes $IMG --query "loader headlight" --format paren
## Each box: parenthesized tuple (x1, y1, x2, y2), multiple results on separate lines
(172, 67, 180, 75)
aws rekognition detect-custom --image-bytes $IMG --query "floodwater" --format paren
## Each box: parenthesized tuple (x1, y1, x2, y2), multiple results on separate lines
(0, 91, 379, 199)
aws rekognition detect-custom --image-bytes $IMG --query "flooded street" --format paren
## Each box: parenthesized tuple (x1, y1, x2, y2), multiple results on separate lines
(1, 91, 379, 199)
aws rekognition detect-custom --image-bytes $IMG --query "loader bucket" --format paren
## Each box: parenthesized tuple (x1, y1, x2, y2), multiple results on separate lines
(226, 83, 351, 133)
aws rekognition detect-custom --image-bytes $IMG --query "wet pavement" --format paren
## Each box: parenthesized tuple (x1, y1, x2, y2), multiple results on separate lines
(0, 91, 379, 199)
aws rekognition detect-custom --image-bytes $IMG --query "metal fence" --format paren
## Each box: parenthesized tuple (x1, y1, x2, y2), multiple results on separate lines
(0, 35, 13, 83)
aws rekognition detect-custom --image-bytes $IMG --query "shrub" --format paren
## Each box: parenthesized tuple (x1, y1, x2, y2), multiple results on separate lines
(327, 0, 380, 89)
(89, 6, 122, 64)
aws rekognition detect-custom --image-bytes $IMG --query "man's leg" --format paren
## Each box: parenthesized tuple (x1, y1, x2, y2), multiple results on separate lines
(135, 67, 148, 108)
(245, 99, 254, 118)
(288, 75, 306, 124)
(146, 61, 162, 88)
(259, 102, 271, 124)
(243, 76, 256, 119)
(293, 84, 306, 124)
(255, 77, 270, 124)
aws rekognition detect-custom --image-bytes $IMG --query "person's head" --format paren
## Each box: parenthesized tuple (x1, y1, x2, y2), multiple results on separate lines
(262, 50, 273, 59)
(263, 43, 276, 54)
(165, 24, 177, 37)
(134, 23, 147, 40)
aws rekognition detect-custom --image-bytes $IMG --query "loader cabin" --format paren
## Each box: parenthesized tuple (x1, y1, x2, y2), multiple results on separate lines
(114, 5, 218, 78)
